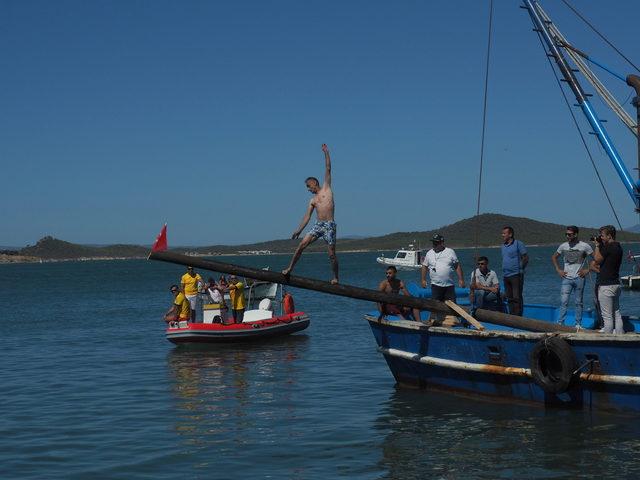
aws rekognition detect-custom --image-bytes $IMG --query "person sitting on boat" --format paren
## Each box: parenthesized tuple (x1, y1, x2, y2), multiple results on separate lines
(226, 275, 246, 324)
(551, 225, 593, 328)
(181, 266, 203, 320)
(501, 226, 528, 317)
(282, 143, 339, 284)
(377, 266, 421, 321)
(469, 256, 501, 313)
(592, 225, 624, 334)
(164, 284, 190, 323)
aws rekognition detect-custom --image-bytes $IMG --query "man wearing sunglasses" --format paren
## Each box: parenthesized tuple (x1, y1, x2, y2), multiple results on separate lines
(470, 256, 500, 313)
(551, 225, 593, 328)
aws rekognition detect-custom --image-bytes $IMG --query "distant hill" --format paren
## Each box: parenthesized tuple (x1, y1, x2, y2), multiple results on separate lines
(192, 213, 640, 253)
(12, 214, 640, 261)
(19, 236, 149, 260)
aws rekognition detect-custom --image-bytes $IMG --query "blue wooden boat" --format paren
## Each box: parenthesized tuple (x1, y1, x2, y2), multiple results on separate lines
(365, 0, 640, 413)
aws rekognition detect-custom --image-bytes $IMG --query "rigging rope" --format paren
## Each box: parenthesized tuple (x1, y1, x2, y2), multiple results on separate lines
(474, 0, 494, 259)
(560, 0, 640, 75)
(532, 27, 624, 232)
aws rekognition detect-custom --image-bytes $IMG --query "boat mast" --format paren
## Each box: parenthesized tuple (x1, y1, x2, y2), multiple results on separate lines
(629, 75, 640, 188)
(524, 0, 640, 211)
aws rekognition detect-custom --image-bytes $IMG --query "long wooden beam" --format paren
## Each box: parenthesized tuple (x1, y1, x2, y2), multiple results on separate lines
(149, 250, 581, 334)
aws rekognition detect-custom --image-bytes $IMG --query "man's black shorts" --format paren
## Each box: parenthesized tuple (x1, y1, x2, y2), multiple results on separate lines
(431, 285, 456, 302)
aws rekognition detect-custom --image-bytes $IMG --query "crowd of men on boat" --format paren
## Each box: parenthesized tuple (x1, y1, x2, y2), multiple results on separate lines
(164, 266, 246, 324)
(378, 224, 624, 334)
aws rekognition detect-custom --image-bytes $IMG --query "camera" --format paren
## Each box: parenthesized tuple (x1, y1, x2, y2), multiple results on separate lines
(589, 234, 602, 243)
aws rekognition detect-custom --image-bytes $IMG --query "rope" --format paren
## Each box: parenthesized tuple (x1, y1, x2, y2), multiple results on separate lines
(560, 0, 640, 74)
(474, 0, 494, 260)
(532, 28, 624, 232)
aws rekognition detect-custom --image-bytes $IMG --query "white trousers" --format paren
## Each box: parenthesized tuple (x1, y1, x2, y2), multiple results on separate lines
(597, 284, 623, 334)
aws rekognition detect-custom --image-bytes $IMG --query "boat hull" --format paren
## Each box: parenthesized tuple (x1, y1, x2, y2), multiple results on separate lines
(367, 315, 640, 412)
(376, 257, 421, 270)
(167, 313, 310, 345)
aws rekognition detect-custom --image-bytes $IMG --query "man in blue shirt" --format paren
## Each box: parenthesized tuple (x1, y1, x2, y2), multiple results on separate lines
(501, 226, 529, 316)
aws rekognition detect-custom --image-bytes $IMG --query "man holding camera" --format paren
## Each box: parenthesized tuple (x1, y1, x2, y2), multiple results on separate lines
(551, 226, 593, 328)
(592, 225, 624, 334)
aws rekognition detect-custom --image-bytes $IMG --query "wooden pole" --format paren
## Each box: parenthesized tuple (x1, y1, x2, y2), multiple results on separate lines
(149, 250, 583, 334)
(445, 300, 485, 331)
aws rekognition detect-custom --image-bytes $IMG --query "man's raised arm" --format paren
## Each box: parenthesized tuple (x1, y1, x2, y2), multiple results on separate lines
(322, 143, 331, 187)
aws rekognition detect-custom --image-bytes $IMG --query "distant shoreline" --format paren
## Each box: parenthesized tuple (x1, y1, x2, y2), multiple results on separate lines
(6, 242, 640, 265)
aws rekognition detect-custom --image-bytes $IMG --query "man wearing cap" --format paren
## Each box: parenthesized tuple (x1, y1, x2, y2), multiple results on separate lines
(181, 266, 203, 320)
(165, 284, 191, 323)
(421, 234, 465, 303)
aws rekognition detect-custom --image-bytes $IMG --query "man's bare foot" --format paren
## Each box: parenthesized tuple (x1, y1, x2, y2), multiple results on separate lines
(330, 278, 338, 285)
(282, 268, 291, 277)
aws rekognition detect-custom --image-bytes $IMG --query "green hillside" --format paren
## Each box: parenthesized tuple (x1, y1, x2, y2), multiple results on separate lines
(15, 214, 640, 261)
(193, 213, 640, 253)
(19, 236, 149, 260)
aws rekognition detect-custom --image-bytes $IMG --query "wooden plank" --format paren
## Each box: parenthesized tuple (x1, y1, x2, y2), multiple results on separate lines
(444, 300, 485, 331)
(149, 250, 583, 333)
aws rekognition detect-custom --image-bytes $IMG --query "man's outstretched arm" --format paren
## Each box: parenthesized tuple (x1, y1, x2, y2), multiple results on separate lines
(322, 143, 331, 187)
(291, 201, 315, 239)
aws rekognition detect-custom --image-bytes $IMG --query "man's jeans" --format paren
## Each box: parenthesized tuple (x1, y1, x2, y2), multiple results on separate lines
(558, 276, 585, 326)
(597, 284, 624, 334)
(472, 290, 500, 312)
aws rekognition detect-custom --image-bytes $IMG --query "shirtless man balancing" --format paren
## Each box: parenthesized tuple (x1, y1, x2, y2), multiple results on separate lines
(282, 144, 339, 284)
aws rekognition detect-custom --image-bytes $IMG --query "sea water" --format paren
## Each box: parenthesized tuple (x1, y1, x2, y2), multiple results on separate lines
(2, 247, 640, 479)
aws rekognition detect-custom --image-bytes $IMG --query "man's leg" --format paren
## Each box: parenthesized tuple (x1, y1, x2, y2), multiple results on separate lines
(598, 285, 615, 333)
(282, 235, 316, 276)
(236, 309, 245, 324)
(442, 286, 459, 326)
(430, 285, 445, 324)
(574, 277, 585, 327)
(187, 294, 197, 323)
(327, 244, 339, 284)
(508, 274, 524, 316)
(612, 285, 624, 335)
(515, 273, 524, 316)
(504, 276, 515, 315)
(475, 290, 486, 310)
(558, 278, 573, 325)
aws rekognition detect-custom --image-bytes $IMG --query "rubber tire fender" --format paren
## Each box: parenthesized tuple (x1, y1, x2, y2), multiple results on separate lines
(529, 336, 578, 394)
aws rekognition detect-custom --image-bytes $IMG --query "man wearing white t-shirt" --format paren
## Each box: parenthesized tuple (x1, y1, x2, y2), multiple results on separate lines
(421, 233, 465, 302)
(551, 225, 593, 327)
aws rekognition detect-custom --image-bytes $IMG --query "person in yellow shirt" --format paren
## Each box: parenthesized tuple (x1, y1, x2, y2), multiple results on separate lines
(181, 266, 203, 320)
(165, 285, 191, 323)
(227, 275, 246, 324)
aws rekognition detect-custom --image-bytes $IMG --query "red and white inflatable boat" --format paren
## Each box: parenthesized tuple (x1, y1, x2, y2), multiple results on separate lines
(165, 280, 310, 345)
(166, 312, 310, 344)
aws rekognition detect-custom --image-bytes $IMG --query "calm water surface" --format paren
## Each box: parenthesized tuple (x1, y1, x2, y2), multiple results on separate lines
(3, 247, 640, 479)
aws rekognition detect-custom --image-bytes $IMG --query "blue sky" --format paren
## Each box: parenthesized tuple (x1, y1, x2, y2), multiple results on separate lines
(2, 0, 639, 246)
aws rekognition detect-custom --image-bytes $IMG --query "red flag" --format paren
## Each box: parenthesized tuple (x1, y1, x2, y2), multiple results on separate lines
(152, 224, 168, 252)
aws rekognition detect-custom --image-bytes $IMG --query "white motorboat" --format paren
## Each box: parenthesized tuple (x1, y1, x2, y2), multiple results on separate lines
(621, 254, 640, 290)
(376, 245, 423, 270)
